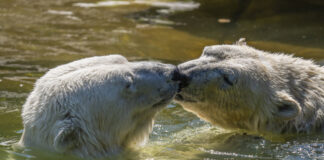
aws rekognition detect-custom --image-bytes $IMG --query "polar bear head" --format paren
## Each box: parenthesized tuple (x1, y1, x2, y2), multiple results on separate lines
(20, 55, 183, 158)
(176, 44, 324, 135)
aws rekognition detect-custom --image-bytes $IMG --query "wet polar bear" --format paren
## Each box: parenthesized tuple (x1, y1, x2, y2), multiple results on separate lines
(19, 55, 181, 158)
(176, 42, 324, 136)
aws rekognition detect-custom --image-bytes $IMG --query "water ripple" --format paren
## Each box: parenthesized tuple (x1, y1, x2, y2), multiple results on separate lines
(74, 0, 200, 13)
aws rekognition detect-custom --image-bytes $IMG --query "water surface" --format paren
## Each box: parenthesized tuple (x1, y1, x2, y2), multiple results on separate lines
(0, 0, 324, 159)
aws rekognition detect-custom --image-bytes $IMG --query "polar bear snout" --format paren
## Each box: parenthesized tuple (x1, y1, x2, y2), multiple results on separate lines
(171, 67, 190, 92)
(130, 62, 181, 107)
(175, 59, 240, 103)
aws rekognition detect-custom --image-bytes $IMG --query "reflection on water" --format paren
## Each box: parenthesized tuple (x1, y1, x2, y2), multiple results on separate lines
(0, 0, 324, 159)
(74, 0, 200, 13)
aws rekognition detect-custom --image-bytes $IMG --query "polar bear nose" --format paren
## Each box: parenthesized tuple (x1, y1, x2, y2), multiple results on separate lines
(172, 67, 190, 91)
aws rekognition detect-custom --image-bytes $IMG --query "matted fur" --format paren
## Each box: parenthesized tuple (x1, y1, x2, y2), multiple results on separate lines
(19, 55, 179, 158)
(177, 43, 324, 135)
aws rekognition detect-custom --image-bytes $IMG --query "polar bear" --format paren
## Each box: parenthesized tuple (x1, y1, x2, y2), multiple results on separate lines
(176, 43, 324, 136)
(19, 55, 182, 158)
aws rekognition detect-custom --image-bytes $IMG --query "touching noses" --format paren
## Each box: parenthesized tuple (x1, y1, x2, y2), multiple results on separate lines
(172, 67, 190, 92)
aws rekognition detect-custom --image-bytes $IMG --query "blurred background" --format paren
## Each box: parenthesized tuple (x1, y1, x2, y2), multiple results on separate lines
(0, 0, 323, 159)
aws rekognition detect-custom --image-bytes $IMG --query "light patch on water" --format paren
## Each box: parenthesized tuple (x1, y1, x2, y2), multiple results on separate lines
(281, 141, 324, 159)
(112, 29, 132, 34)
(73, 0, 200, 13)
(66, 15, 81, 21)
(167, 102, 177, 108)
(3, 109, 19, 113)
(74, 1, 131, 7)
(47, 10, 81, 21)
(15, 130, 23, 134)
(47, 10, 73, 16)
(3, 77, 36, 85)
(200, 148, 260, 159)
(0, 140, 16, 147)
(0, 91, 29, 98)
(6, 150, 36, 159)
(141, 1, 200, 12)
(139, 18, 176, 25)
(135, 24, 170, 29)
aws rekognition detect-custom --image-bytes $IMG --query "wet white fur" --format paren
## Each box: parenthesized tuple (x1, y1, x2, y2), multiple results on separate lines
(177, 44, 324, 135)
(19, 55, 178, 158)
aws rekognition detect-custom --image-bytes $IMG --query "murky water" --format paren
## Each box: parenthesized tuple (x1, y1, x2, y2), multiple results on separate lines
(0, 0, 324, 159)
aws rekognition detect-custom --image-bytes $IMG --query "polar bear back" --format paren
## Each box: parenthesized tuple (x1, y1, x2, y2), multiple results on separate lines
(43, 55, 128, 79)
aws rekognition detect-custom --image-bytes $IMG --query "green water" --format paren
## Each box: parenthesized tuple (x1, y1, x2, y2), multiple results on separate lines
(0, 0, 324, 159)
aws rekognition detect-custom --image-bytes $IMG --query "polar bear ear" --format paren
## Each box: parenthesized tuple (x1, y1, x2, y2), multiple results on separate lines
(53, 119, 80, 153)
(235, 38, 247, 46)
(274, 91, 301, 120)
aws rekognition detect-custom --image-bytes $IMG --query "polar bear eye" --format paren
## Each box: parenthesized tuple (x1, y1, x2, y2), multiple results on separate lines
(218, 70, 237, 89)
(223, 75, 234, 86)
(125, 83, 131, 89)
(124, 82, 137, 93)
(124, 74, 135, 90)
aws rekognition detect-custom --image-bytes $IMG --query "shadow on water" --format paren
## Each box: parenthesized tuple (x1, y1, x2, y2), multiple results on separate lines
(170, 0, 324, 46)
(131, 0, 324, 59)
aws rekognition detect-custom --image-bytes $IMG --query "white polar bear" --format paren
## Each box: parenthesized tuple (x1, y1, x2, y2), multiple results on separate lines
(19, 55, 182, 158)
(176, 43, 324, 136)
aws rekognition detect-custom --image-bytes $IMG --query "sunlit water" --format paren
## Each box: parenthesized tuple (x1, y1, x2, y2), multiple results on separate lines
(0, 0, 324, 159)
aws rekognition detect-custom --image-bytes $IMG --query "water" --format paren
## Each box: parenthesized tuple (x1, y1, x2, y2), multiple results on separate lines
(0, 0, 324, 159)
